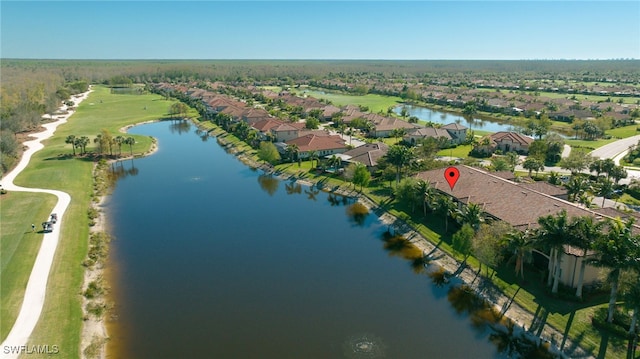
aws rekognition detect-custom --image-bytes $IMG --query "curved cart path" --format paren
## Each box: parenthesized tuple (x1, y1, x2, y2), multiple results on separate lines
(1, 90, 91, 359)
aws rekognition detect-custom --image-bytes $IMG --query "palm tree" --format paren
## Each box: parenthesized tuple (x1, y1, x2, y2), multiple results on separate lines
(596, 178, 615, 207)
(564, 176, 590, 203)
(124, 137, 136, 156)
(503, 229, 536, 279)
(114, 136, 124, 156)
(65, 135, 76, 155)
(622, 272, 640, 336)
(456, 202, 484, 232)
(308, 150, 319, 169)
(416, 180, 435, 217)
(76, 136, 89, 155)
(385, 145, 414, 184)
(436, 194, 457, 233)
(327, 155, 342, 173)
(285, 144, 299, 163)
(390, 128, 407, 144)
(567, 216, 603, 298)
(536, 210, 570, 294)
(590, 217, 639, 323)
(93, 134, 103, 155)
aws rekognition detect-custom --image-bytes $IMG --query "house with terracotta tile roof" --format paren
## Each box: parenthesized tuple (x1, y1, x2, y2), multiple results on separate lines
(415, 165, 637, 288)
(284, 134, 348, 158)
(475, 131, 534, 155)
(251, 119, 285, 140)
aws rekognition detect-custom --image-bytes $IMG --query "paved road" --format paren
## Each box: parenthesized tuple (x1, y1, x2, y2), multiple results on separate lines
(589, 134, 640, 160)
(0, 90, 91, 359)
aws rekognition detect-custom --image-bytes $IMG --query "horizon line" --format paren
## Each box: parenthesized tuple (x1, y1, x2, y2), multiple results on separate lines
(2, 58, 639, 61)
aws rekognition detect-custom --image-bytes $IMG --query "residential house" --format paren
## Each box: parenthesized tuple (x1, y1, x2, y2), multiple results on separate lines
(339, 143, 389, 172)
(404, 127, 452, 145)
(284, 134, 348, 159)
(370, 118, 421, 138)
(441, 123, 468, 144)
(321, 105, 342, 121)
(271, 122, 305, 142)
(475, 131, 534, 155)
(251, 119, 285, 140)
(414, 165, 636, 288)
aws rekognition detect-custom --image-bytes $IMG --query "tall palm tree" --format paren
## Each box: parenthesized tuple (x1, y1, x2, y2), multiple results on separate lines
(536, 210, 570, 294)
(590, 217, 639, 323)
(308, 150, 319, 169)
(596, 178, 615, 208)
(285, 144, 299, 163)
(436, 195, 456, 233)
(416, 180, 435, 217)
(114, 135, 124, 156)
(76, 136, 90, 155)
(124, 137, 136, 156)
(503, 229, 536, 279)
(567, 216, 603, 298)
(385, 145, 414, 184)
(622, 273, 640, 336)
(93, 134, 103, 155)
(65, 135, 76, 155)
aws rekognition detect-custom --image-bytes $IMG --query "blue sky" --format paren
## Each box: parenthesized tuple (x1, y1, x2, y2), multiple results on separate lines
(1, 1, 639, 60)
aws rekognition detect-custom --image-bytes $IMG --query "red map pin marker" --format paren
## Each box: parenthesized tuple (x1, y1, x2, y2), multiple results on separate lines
(444, 167, 460, 190)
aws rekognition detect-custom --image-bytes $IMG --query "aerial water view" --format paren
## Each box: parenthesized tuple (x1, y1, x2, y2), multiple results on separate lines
(2, 1, 640, 358)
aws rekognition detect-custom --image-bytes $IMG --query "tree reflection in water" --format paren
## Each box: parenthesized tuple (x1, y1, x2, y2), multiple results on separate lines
(168, 119, 191, 135)
(109, 159, 140, 184)
(345, 203, 369, 228)
(257, 174, 279, 196)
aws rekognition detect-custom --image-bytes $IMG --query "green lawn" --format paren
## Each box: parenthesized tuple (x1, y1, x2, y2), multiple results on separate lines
(0, 192, 57, 341)
(565, 138, 618, 150)
(1, 85, 177, 357)
(607, 125, 640, 139)
(437, 144, 473, 158)
(301, 89, 404, 113)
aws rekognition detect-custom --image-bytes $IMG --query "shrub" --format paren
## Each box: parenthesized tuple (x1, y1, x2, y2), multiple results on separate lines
(83, 280, 104, 299)
(591, 307, 633, 339)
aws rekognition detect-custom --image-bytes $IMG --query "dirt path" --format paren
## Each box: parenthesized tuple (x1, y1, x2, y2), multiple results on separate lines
(1, 89, 92, 359)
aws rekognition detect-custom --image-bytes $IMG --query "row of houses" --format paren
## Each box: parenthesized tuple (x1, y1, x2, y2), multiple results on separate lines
(312, 79, 640, 122)
(154, 83, 474, 162)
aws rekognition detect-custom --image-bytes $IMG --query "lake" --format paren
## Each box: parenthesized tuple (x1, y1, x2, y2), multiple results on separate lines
(105, 120, 509, 358)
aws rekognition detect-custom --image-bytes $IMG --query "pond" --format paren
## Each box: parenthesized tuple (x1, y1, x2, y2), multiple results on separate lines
(392, 104, 521, 133)
(105, 120, 517, 358)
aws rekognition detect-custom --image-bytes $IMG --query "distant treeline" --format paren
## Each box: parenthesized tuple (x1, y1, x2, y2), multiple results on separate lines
(3, 59, 640, 85)
(1, 58, 639, 174)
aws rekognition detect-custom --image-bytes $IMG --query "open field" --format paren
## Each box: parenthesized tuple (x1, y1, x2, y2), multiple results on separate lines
(300, 89, 404, 113)
(1, 86, 176, 357)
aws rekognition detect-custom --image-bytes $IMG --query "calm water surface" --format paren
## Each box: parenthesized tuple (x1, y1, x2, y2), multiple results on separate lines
(106, 121, 505, 358)
(392, 104, 519, 133)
